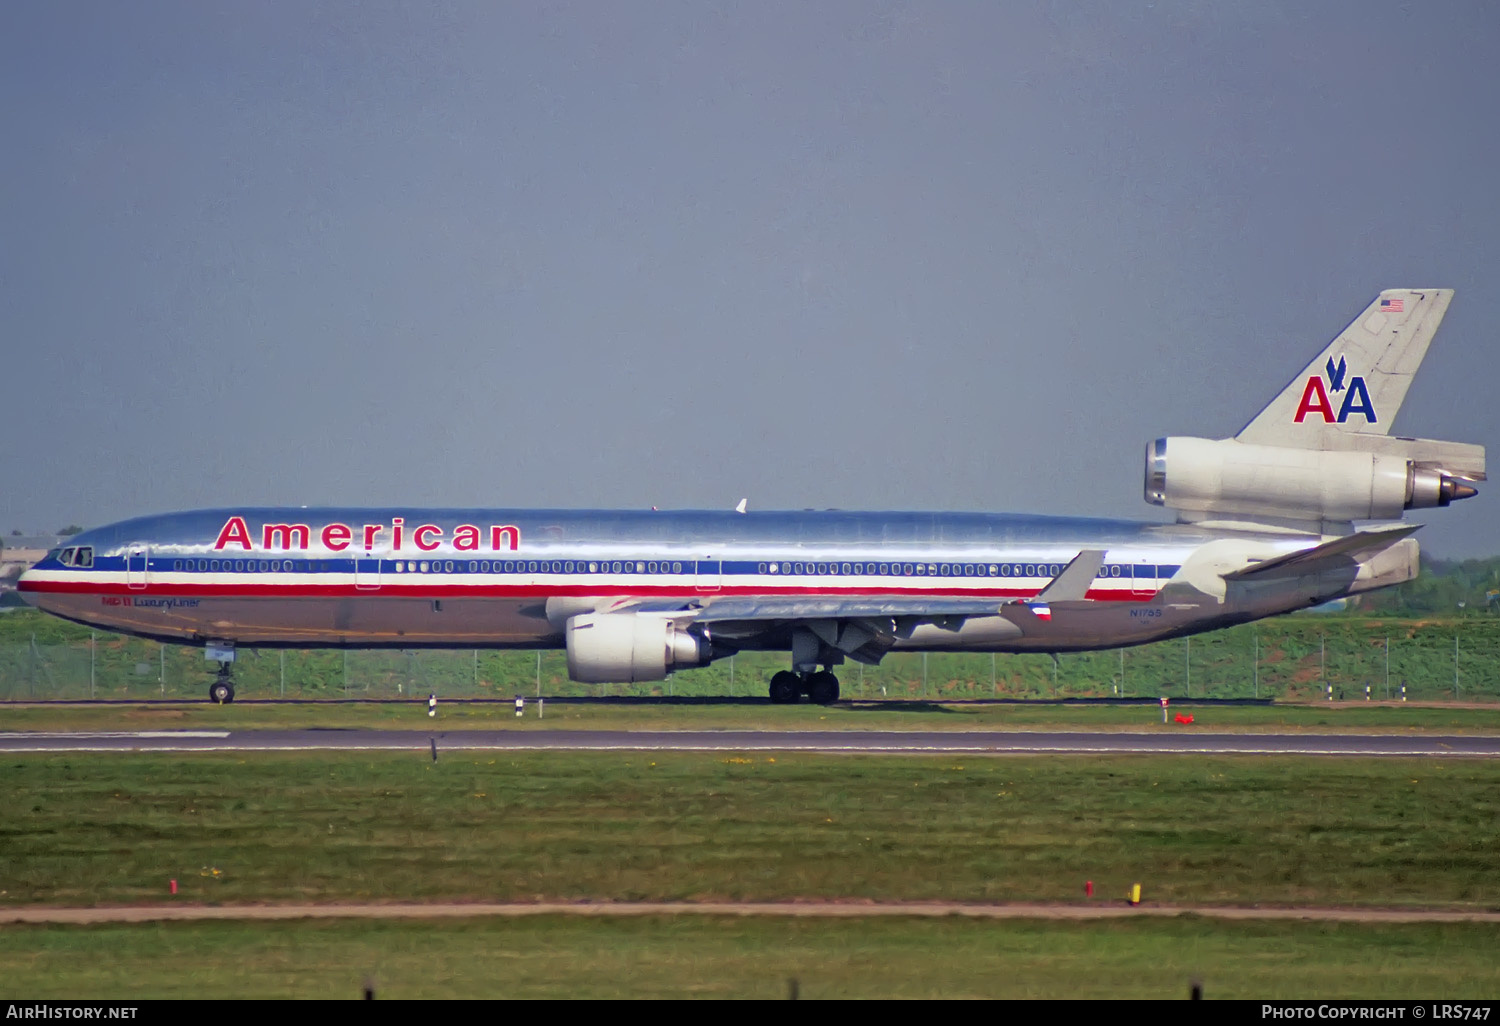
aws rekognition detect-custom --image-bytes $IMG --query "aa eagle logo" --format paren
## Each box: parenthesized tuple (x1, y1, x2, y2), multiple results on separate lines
(1293, 355, 1377, 424)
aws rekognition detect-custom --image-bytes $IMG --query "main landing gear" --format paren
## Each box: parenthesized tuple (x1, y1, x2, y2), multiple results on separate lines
(768, 669, 840, 705)
(209, 665, 236, 705)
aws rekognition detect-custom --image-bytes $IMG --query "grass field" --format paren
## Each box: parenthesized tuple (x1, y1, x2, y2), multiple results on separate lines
(6, 750, 1499, 909)
(4, 607, 1500, 702)
(5, 916, 1499, 999)
(4, 696, 1500, 734)
(7, 707, 1500, 998)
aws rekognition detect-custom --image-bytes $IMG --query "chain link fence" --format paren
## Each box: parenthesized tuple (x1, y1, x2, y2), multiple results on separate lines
(1, 615, 1497, 701)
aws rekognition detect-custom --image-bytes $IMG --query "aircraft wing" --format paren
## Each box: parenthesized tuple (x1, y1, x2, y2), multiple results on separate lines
(685, 549, 1107, 621)
(689, 595, 1007, 622)
(1223, 524, 1420, 581)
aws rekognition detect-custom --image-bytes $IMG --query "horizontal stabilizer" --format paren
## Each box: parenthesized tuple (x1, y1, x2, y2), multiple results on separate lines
(1223, 525, 1420, 581)
(1315, 434, 1486, 482)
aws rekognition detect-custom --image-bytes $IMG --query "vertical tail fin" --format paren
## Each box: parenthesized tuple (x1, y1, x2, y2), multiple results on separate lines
(1236, 289, 1453, 449)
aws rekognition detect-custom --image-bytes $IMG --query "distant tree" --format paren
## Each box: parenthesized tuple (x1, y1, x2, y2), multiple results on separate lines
(9, 530, 19, 537)
(57, 525, 83, 536)
(1360, 555, 1500, 616)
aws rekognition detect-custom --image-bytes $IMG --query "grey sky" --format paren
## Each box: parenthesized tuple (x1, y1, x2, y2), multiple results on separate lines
(2, 1, 1496, 557)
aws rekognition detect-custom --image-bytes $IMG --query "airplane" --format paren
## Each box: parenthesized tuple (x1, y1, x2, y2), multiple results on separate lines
(19, 289, 1485, 705)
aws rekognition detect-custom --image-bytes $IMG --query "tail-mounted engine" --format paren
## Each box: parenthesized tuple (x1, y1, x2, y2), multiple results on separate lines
(1146, 437, 1480, 522)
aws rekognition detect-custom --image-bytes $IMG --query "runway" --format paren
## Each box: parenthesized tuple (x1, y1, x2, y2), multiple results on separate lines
(3, 728, 1499, 757)
(8, 901, 1500, 925)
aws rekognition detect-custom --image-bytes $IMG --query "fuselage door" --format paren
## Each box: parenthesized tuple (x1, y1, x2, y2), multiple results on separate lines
(1131, 561, 1156, 601)
(354, 553, 382, 591)
(125, 544, 149, 591)
(695, 558, 722, 592)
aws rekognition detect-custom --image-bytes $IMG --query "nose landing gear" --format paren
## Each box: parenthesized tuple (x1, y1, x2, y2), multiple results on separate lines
(767, 669, 841, 705)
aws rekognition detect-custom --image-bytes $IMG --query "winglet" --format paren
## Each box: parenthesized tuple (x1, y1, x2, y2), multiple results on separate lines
(1034, 549, 1107, 603)
(734, 498, 748, 514)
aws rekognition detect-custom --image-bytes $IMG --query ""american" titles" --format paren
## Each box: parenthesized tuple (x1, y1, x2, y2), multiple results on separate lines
(213, 516, 521, 554)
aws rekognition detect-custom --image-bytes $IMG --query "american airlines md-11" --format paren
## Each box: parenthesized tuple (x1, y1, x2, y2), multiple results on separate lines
(19, 289, 1485, 704)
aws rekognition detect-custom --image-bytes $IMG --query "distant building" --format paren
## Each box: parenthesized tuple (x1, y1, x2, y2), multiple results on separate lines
(0, 535, 61, 589)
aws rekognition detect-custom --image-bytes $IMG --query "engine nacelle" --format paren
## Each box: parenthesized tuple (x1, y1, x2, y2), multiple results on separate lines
(565, 612, 711, 683)
(1145, 437, 1478, 522)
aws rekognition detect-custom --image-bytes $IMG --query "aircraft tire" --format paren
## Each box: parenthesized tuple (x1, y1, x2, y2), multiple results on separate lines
(768, 671, 801, 704)
(806, 671, 840, 705)
(209, 681, 235, 705)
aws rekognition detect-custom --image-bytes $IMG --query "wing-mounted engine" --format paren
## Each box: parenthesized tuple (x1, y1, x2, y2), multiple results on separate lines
(565, 612, 712, 683)
(1145, 437, 1481, 523)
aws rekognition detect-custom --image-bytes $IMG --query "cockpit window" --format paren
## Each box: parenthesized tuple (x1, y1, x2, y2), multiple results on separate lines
(55, 547, 93, 568)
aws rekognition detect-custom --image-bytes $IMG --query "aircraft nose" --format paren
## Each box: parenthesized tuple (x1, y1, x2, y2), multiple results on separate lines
(16, 565, 42, 607)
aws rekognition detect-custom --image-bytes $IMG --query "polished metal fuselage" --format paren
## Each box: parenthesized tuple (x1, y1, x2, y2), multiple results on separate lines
(19, 507, 1417, 655)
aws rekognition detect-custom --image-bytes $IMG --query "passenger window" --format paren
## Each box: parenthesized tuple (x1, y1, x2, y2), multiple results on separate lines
(842, 563, 851, 575)
(469, 561, 477, 572)
(234, 561, 244, 572)
(769, 563, 779, 573)
(396, 562, 405, 573)
(672, 562, 682, 573)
